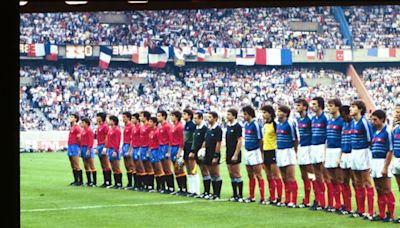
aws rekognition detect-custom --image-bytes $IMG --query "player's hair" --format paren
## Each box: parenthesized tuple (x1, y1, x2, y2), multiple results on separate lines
(351, 100, 367, 115)
(71, 113, 79, 121)
(140, 111, 151, 121)
(82, 117, 90, 126)
(157, 110, 168, 119)
(183, 109, 194, 120)
(278, 105, 291, 117)
(171, 111, 182, 121)
(96, 112, 107, 122)
(371, 109, 386, 121)
(295, 98, 309, 109)
(209, 111, 218, 119)
(227, 109, 238, 119)
(122, 111, 132, 120)
(328, 98, 342, 108)
(396, 103, 400, 109)
(340, 105, 350, 116)
(242, 105, 255, 118)
(132, 113, 139, 120)
(150, 117, 158, 124)
(261, 105, 276, 119)
(312, 96, 325, 109)
(194, 112, 203, 119)
(109, 115, 119, 125)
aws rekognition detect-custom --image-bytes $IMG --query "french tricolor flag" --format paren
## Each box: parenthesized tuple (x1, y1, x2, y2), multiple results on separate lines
(255, 48, 292, 65)
(99, 46, 112, 69)
(197, 47, 206, 62)
(45, 44, 58, 61)
(306, 47, 316, 60)
(148, 47, 168, 68)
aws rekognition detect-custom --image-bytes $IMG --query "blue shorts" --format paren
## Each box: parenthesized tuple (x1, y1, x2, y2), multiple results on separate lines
(107, 148, 121, 161)
(139, 146, 149, 161)
(67, 144, 80, 157)
(150, 148, 162, 163)
(170, 145, 179, 162)
(97, 144, 105, 157)
(80, 146, 94, 159)
(159, 144, 169, 160)
(132, 147, 140, 161)
(121, 143, 131, 157)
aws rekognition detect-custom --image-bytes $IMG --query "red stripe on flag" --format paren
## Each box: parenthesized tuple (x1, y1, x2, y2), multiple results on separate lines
(255, 48, 266, 65)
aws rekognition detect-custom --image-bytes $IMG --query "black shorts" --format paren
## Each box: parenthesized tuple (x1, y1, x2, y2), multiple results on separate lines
(264, 150, 277, 165)
(204, 151, 220, 166)
(226, 151, 241, 165)
(183, 144, 192, 161)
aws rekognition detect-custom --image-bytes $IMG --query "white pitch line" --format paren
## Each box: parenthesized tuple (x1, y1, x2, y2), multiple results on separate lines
(21, 200, 197, 213)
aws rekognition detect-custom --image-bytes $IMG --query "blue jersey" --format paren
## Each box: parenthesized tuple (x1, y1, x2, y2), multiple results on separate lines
(244, 119, 263, 151)
(351, 116, 373, 150)
(327, 116, 344, 148)
(393, 125, 400, 158)
(371, 125, 393, 159)
(276, 119, 299, 149)
(311, 112, 328, 145)
(296, 114, 312, 146)
(341, 121, 352, 153)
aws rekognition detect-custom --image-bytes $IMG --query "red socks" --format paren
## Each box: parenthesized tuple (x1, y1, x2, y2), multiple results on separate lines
(334, 183, 342, 209)
(312, 180, 318, 203)
(290, 181, 298, 205)
(303, 179, 311, 205)
(386, 191, 395, 219)
(275, 178, 283, 200)
(318, 181, 326, 208)
(284, 181, 291, 204)
(359, 187, 366, 214)
(327, 182, 334, 208)
(343, 185, 352, 212)
(249, 178, 256, 199)
(366, 187, 374, 216)
(257, 178, 265, 201)
(267, 178, 276, 201)
(377, 193, 387, 218)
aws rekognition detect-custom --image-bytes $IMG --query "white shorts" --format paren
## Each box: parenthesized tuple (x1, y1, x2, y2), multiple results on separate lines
(391, 157, 400, 175)
(351, 148, 372, 171)
(325, 148, 341, 169)
(310, 144, 325, 164)
(276, 148, 297, 167)
(297, 146, 311, 165)
(245, 148, 263, 166)
(371, 159, 393, 178)
(340, 153, 352, 169)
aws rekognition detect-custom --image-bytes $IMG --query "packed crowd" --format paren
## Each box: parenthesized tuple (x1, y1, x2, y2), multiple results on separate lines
(19, 65, 357, 131)
(362, 67, 400, 124)
(344, 5, 400, 48)
(20, 7, 345, 49)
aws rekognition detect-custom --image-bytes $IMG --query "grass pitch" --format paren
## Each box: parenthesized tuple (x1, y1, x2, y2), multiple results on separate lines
(21, 152, 400, 227)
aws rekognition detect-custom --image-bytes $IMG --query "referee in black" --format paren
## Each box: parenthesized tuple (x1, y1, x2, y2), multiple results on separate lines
(225, 108, 244, 202)
(203, 111, 223, 200)
(190, 112, 209, 198)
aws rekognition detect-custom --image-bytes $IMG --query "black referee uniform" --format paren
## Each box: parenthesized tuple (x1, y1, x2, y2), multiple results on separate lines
(225, 121, 242, 164)
(204, 124, 223, 166)
(191, 124, 208, 161)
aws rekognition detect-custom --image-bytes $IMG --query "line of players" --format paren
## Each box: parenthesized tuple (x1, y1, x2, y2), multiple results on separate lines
(66, 98, 400, 223)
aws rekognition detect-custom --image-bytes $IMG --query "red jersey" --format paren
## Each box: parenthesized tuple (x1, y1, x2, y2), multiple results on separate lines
(123, 122, 133, 144)
(106, 126, 121, 151)
(170, 122, 184, 148)
(149, 128, 159, 150)
(68, 124, 81, 145)
(139, 123, 151, 147)
(131, 123, 141, 148)
(96, 122, 109, 145)
(80, 126, 94, 149)
(158, 122, 171, 145)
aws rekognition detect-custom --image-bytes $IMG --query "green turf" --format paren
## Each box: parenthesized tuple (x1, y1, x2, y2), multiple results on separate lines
(21, 152, 400, 227)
